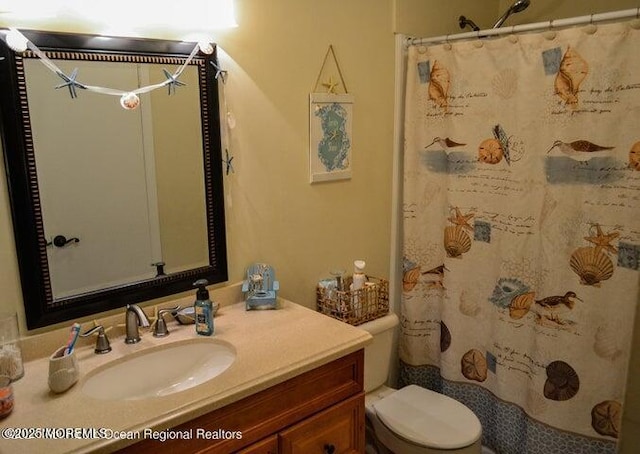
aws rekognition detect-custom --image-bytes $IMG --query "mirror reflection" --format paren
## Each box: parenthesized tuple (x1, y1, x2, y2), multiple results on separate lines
(25, 59, 208, 298)
(0, 30, 228, 329)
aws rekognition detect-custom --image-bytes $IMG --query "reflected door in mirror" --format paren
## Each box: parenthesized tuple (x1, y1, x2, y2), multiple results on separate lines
(25, 59, 208, 298)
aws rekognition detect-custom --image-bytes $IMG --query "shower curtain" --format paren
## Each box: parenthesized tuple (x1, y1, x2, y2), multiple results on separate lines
(400, 21, 640, 454)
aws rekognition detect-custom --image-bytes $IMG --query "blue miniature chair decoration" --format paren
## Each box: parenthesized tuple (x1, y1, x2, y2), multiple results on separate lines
(242, 263, 279, 310)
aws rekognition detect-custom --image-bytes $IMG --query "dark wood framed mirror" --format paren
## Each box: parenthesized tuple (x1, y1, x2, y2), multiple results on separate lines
(0, 29, 228, 329)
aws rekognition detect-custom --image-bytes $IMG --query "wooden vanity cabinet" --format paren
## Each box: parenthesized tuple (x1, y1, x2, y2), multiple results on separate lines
(237, 394, 363, 454)
(236, 434, 278, 453)
(117, 349, 365, 454)
(278, 393, 364, 454)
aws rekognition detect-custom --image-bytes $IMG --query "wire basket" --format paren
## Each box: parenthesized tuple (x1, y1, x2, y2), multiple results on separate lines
(316, 276, 389, 326)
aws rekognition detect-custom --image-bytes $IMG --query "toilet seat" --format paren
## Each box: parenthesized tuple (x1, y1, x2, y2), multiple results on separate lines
(372, 385, 482, 450)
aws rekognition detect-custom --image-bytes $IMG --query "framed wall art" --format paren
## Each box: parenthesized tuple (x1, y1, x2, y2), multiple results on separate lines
(309, 45, 353, 183)
(309, 92, 353, 182)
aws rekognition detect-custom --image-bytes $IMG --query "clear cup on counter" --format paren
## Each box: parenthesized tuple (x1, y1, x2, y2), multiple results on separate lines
(0, 313, 24, 381)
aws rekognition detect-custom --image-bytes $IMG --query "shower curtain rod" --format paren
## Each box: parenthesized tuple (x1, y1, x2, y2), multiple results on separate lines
(408, 7, 640, 46)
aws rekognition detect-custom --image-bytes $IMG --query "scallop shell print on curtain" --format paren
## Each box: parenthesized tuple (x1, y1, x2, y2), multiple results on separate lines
(400, 20, 640, 454)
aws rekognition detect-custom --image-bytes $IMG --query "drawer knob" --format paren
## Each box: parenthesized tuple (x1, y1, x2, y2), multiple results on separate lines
(324, 443, 336, 454)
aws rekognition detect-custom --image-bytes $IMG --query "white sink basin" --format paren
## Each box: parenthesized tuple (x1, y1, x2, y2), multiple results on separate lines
(82, 339, 236, 400)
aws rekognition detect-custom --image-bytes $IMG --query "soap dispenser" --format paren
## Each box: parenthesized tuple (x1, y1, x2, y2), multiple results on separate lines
(193, 279, 214, 336)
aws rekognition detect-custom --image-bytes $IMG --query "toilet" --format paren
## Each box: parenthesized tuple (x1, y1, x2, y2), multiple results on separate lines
(359, 313, 482, 454)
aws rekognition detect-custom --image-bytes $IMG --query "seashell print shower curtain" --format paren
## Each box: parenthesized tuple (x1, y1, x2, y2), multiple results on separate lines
(400, 21, 640, 454)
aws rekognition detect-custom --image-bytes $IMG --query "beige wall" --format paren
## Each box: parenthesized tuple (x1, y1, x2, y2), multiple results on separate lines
(216, 0, 395, 305)
(394, 0, 500, 36)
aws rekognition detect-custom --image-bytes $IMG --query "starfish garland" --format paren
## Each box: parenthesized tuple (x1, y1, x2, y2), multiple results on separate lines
(162, 69, 186, 95)
(55, 68, 86, 99)
(210, 61, 228, 83)
(584, 224, 619, 255)
(4, 29, 217, 108)
(447, 207, 474, 232)
(222, 149, 234, 175)
(322, 76, 340, 94)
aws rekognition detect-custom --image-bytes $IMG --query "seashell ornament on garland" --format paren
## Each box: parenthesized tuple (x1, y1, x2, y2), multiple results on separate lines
(569, 246, 614, 287)
(120, 92, 140, 110)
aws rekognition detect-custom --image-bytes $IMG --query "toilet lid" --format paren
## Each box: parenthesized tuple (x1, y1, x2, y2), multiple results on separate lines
(372, 385, 482, 449)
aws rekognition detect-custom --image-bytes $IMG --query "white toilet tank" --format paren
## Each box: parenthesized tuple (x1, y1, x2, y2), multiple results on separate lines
(358, 312, 399, 392)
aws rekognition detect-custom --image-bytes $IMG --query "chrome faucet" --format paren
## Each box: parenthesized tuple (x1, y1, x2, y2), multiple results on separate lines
(153, 305, 180, 338)
(80, 324, 112, 354)
(125, 304, 150, 344)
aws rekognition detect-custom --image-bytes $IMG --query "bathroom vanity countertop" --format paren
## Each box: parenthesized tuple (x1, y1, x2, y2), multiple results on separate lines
(0, 299, 372, 453)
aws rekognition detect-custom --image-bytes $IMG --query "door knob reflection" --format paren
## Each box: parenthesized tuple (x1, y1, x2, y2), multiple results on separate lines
(47, 235, 80, 248)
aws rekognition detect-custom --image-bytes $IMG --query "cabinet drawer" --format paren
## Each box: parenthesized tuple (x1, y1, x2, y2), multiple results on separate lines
(236, 435, 278, 454)
(279, 393, 364, 454)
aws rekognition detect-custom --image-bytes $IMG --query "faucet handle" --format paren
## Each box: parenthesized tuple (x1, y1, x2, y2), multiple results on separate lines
(153, 305, 180, 338)
(80, 325, 112, 354)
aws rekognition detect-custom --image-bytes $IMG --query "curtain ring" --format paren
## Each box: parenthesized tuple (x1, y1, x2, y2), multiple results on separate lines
(629, 7, 640, 29)
(444, 34, 452, 50)
(544, 19, 557, 40)
(508, 26, 518, 43)
(473, 30, 484, 47)
(584, 13, 597, 34)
